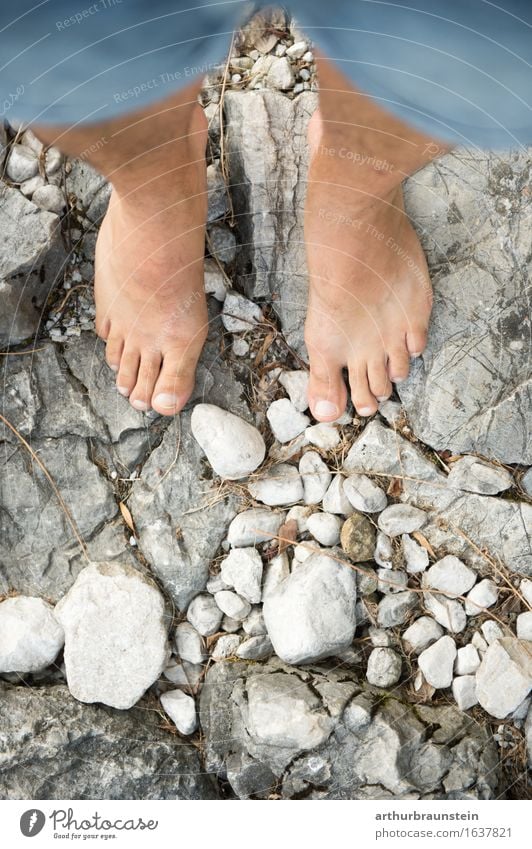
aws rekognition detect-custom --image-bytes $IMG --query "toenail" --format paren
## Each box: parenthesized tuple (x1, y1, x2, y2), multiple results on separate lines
(358, 406, 376, 416)
(314, 400, 338, 418)
(391, 376, 406, 383)
(109, 364, 118, 372)
(410, 352, 422, 358)
(376, 395, 390, 402)
(153, 393, 178, 410)
(132, 399, 149, 411)
(117, 385, 130, 397)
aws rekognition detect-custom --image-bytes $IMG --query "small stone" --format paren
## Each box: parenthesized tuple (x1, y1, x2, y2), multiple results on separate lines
(262, 552, 290, 599)
(232, 337, 249, 356)
(322, 475, 355, 516)
(377, 568, 408, 594)
(285, 505, 313, 533)
(369, 626, 393, 647)
(231, 73, 242, 84)
(344, 694, 373, 733)
(307, 512, 342, 546)
(160, 690, 197, 735)
(186, 594, 223, 636)
(446, 455, 513, 495)
(302, 50, 314, 62)
(208, 224, 236, 263)
(211, 634, 241, 660)
(298, 68, 310, 81)
(517, 611, 532, 640)
(452, 676, 478, 710)
(521, 468, 532, 496)
(266, 56, 295, 90)
(424, 592, 467, 633)
(175, 622, 206, 665)
(248, 463, 303, 506)
(163, 660, 203, 688)
(340, 512, 376, 561)
(54, 563, 168, 710)
(378, 399, 403, 425)
(455, 644, 481, 675)
(305, 423, 340, 450)
(242, 607, 267, 636)
(343, 474, 387, 513)
(204, 258, 229, 301)
(520, 578, 532, 606)
(378, 504, 427, 536)
(227, 508, 284, 546)
(31, 184, 66, 214)
(236, 635, 273, 660)
(5, 144, 39, 181)
(403, 616, 444, 652)
(377, 591, 418, 628)
(267, 398, 310, 443)
(472, 631, 489, 653)
(205, 574, 229, 594)
(279, 370, 309, 411)
(480, 620, 504, 644)
(214, 590, 252, 621)
(299, 451, 331, 504)
(262, 551, 357, 664)
(220, 548, 263, 604)
(374, 531, 394, 568)
(424, 556, 477, 598)
(191, 404, 265, 480)
(366, 647, 402, 687)
(221, 616, 241, 633)
(286, 40, 308, 59)
(221, 291, 263, 332)
(475, 637, 532, 718)
(293, 543, 315, 562)
(402, 534, 429, 573)
(464, 579, 498, 616)
(357, 565, 378, 596)
(418, 635, 457, 688)
(44, 146, 63, 175)
(21, 128, 43, 154)
(0, 596, 64, 673)
(19, 174, 45, 197)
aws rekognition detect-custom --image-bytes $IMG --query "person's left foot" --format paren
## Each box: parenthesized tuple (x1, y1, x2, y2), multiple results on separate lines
(304, 109, 433, 421)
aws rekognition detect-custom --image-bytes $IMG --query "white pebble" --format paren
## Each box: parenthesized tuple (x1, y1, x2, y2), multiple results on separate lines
(418, 635, 457, 688)
(214, 590, 252, 620)
(343, 474, 387, 513)
(464, 578, 498, 616)
(378, 504, 427, 536)
(267, 398, 310, 443)
(307, 512, 342, 546)
(452, 675, 478, 710)
(299, 451, 331, 504)
(160, 689, 197, 735)
(305, 423, 340, 450)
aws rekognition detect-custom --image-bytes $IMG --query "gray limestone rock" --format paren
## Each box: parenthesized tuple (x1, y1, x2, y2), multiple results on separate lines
(0, 185, 66, 345)
(0, 682, 218, 798)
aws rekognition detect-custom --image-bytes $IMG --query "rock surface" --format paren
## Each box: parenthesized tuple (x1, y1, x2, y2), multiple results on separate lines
(0, 682, 218, 799)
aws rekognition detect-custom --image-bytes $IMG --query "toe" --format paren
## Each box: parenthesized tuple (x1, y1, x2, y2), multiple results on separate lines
(151, 350, 197, 416)
(105, 335, 123, 373)
(129, 352, 162, 411)
(307, 353, 347, 422)
(387, 342, 410, 384)
(367, 357, 392, 401)
(406, 328, 428, 358)
(348, 360, 378, 417)
(95, 316, 110, 341)
(116, 348, 141, 399)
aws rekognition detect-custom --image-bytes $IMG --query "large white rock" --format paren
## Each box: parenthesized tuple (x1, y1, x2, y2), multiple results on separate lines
(220, 548, 263, 604)
(279, 370, 309, 411)
(343, 474, 387, 513)
(0, 596, 64, 673)
(227, 508, 284, 546)
(299, 451, 331, 504)
(424, 592, 467, 633)
(267, 398, 310, 442)
(307, 512, 342, 546)
(403, 616, 444, 653)
(263, 551, 357, 664)
(248, 463, 303, 506)
(366, 647, 402, 688)
(424, 555, 477, 598)
(54, 562, 168, 709)
(446, 455, 513, 495)
(464, 578, 498, 616)
(160, 689, 198, 735)
(378, 504, 427, 536)
(418, 635, 457, 688)
(475, 637, 532, 718)
(191, 404, 265, 480)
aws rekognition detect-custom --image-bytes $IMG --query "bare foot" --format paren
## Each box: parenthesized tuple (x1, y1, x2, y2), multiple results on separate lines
(304, 110, 433, 421)
(94, 105, 208, 415)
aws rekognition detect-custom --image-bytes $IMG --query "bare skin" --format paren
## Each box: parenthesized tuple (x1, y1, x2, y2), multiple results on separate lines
(35, 61, 450, 420)
(304, 56, 451, 420)
(35, 80, 209, 415)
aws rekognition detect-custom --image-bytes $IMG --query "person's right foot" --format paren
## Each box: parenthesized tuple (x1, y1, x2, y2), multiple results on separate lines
(94, 104, 209, 416)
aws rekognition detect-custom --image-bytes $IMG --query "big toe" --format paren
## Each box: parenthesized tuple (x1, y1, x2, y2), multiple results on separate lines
(151, 349, 198, 416)
(307, 355, 347, 422)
